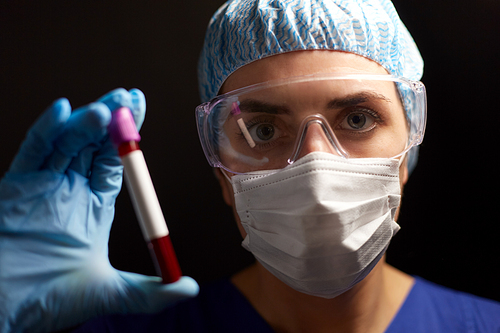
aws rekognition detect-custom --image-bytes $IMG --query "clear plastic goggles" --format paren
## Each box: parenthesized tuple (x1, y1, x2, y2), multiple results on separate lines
(196, 73, 427, 175)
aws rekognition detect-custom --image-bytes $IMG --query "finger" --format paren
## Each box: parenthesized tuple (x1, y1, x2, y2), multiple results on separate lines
(68, 88, 144, 177)
(88, 88, 146, 194)
(89, 138, 123, 197)
(43, 102, 111, 174)
(67, 144, 101, 178)
(129, 88, 146, 130)
(96, 88, 145, 130)
(96, 88, 133, 116)
(8, 98, 72, 174)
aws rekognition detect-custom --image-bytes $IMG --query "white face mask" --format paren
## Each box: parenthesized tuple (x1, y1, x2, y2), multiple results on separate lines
(225, 152, 402, 299)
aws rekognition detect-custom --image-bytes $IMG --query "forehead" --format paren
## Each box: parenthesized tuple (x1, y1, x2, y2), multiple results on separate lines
(231, 78, 402, 120)
(220, 50, 390, 94)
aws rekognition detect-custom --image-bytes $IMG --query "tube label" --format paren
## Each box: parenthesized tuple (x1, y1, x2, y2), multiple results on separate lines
(122, 150, 169, 240)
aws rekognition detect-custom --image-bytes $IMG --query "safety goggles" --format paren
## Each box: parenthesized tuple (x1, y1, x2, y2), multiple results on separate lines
(196, 73, 427, 175)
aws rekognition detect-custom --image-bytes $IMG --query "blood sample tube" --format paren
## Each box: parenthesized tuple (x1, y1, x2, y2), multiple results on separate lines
(231, 101, 256, 148)
(108, 107, 182, 283)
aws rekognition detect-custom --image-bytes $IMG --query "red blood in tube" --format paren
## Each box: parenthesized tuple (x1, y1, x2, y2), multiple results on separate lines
(118, 141, 141, 156)
(149, 235, 182, 283)
(118, 140, 182, 284)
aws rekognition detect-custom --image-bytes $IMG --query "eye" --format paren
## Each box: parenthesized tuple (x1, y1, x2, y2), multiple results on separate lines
(339, 108, 377, 131)
(347, 113, 368, 129)
(250, 123, 276, 142)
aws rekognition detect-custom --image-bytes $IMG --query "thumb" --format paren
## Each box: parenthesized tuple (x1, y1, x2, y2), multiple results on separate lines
(115, 272, 199, 313)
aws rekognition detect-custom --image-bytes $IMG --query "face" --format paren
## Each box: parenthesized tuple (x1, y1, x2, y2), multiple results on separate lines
(215, 50, 409, 238)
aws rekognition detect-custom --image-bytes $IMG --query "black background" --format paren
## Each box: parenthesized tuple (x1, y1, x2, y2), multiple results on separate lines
(1, 1, 499, 303)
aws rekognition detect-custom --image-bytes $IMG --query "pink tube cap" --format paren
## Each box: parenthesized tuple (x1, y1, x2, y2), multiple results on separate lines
(108, 107, 141, 147)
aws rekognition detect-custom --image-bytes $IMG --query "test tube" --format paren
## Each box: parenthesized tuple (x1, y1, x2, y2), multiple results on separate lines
(108, 107, 182, 283)
(231, 101, 256, 148)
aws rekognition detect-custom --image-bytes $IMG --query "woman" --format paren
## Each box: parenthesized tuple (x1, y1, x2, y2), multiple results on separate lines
(1, 0, 499, 332)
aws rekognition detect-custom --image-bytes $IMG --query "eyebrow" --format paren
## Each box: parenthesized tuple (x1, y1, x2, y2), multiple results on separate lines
(236, 91, 392, 115)
(326, 91, 392, 109)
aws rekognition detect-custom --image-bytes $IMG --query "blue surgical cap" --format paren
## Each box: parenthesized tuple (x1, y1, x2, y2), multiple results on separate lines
(198, 0, 424, 172)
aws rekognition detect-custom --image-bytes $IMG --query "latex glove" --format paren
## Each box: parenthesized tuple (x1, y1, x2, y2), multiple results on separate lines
(0, 89, 198, 333)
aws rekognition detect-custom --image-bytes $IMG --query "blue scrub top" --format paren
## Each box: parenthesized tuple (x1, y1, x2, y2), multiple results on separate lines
(75, 276, 500, 332)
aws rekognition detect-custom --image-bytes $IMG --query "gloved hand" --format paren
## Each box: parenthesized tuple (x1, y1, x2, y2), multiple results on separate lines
(0, 89, 199, 333)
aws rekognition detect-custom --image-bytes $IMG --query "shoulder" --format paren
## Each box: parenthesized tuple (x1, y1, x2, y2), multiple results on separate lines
(72, 277, 272, 333)
(387, 276, 500, 333)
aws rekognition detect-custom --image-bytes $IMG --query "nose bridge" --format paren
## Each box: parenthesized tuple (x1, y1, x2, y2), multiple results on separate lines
(288, 115, 349, 164)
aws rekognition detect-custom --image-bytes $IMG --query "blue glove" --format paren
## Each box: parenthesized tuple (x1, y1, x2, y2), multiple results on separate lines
(0, 89, 199, 333)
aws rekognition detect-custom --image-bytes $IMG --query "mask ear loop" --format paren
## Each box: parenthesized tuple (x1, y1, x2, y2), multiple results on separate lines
(398, 152, 407, 167)
(396, 139, 409, 167)
(219, 168, 233, 183)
